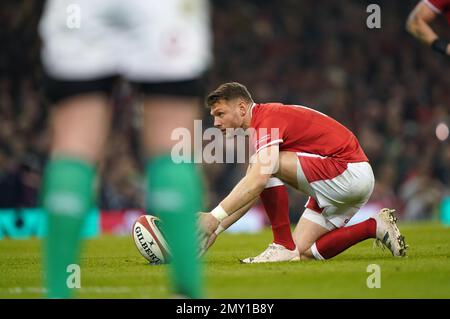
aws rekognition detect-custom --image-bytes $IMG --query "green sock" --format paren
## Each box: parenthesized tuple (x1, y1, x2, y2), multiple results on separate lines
(41, 157, 95, 298)
(146, 155, 204, 298)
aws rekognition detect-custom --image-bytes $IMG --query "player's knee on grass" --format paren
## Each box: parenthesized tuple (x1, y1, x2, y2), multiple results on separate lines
(294, 210, 333, 260)
(299, 248, 315, 260)
(297, 244, 315, 260)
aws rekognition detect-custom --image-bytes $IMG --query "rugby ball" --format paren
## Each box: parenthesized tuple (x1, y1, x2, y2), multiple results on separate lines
(132, 215, 171, 265)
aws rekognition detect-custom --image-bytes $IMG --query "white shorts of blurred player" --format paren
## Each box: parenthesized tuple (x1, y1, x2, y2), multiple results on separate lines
(39, 0, 211, 81)
(295, 153, 375, 231)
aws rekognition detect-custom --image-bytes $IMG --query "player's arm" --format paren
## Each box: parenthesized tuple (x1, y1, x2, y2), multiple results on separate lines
(199, 164, 257, 255)
(199, 197, 258, 256)
(406, 1, 450, 55)
(215, 162, 259, 231)
(220, 197, 258, 229)
(199, 145, 279, 237)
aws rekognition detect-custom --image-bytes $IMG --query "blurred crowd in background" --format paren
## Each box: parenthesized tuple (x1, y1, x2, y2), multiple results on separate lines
(1, 0, 449, 223)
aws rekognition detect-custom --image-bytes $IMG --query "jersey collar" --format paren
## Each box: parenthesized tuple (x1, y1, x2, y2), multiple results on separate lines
(250, 102, 256, 117)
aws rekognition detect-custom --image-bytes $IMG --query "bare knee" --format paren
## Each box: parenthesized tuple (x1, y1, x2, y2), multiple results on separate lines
(52, 95, 111, 162)
(298, 247, 314, 260)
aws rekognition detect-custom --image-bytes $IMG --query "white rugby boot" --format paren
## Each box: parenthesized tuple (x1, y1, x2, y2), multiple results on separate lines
(373, 208, 408, 257)
(240, 243, 300, 264)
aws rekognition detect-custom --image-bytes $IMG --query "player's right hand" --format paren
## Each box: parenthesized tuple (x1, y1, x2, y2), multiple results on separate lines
(197, 216, 224, 257)
(199, 232, 218, 257)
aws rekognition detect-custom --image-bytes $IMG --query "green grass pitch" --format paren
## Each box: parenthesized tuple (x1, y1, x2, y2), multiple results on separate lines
(1, 222, 449, 298)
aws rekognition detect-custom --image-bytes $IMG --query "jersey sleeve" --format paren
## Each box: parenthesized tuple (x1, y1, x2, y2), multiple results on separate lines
(424, 0, 449, 13)
(252, 116, 285, 153)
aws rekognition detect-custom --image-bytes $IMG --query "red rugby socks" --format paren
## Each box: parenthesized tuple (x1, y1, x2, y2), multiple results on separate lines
(311, 218, 376, 259)
(260, 182, 296, 251)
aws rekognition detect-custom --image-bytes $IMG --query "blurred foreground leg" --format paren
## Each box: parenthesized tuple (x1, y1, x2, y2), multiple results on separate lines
(144, 97, 204, 298)
(42, 95, 110, 298)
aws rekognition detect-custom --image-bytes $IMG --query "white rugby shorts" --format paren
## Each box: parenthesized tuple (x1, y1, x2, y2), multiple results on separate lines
(295, 154, 375, 230)
(39, 0, 212, 81)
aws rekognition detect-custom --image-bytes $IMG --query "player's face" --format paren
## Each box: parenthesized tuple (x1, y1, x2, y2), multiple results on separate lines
(210, 99, 244, 135)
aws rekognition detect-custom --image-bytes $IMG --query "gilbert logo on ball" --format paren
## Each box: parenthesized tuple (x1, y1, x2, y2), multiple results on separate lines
(132, 215, 171, 264)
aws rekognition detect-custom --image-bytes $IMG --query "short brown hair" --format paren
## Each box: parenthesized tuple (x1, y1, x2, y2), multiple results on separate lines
(205, 82, 253, 108)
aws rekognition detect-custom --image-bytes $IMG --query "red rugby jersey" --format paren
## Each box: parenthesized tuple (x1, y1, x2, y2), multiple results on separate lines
(424, 0, 450, 24)
(250, 103, 368, 163)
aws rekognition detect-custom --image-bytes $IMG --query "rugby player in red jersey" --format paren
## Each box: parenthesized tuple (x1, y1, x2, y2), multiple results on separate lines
(199, 82, 408, 262)
(407, 0, 450, 56)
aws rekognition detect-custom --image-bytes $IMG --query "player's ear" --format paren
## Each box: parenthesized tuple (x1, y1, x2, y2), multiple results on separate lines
(238, 99, 247, 116)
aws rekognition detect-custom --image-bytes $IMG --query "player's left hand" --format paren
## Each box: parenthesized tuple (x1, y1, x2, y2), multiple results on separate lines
(197, 212, 219, 254)
(198, 212, 220, 237)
